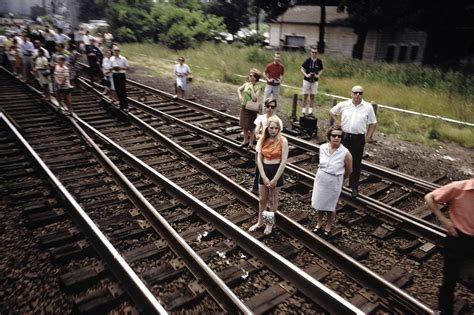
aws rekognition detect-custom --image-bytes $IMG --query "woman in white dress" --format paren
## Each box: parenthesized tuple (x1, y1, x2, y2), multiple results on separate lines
(311, 125, 352, 237)
(174, 56, 191, 98)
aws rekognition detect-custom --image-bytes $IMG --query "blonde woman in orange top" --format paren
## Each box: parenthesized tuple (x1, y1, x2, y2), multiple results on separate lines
(249, 116, 288, 235)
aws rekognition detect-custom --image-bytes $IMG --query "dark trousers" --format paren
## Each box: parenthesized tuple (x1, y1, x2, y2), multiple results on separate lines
(88, 61, 101, 83)
(439, 231, 474, 315)
(342, 133, 365, 189)
(113, 73, 128, 110)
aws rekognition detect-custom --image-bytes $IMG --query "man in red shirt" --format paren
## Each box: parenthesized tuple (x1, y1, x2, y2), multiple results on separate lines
(425, 177, 474, 315)
(263, 53, 284, 110)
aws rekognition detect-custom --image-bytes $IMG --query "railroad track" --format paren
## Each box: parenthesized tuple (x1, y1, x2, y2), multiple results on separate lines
(2, 67, 473, 313)
(80, 73, 471, 311)
(1, 69, 360, 313)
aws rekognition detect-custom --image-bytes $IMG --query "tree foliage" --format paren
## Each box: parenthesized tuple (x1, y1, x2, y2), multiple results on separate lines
(204, 0, 250, 35)
(151, 4, 225, 49)
(106, 0, 153, 41)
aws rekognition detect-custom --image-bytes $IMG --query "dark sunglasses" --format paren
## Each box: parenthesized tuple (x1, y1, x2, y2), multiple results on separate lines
(330, 134, 343, 138)
(265, 104, 276, 109)
(352, 91, 363, 95)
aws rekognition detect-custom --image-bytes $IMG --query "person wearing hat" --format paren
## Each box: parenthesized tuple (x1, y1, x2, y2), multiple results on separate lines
(86, 37, 103, 84)
(110, 47, 130, 112)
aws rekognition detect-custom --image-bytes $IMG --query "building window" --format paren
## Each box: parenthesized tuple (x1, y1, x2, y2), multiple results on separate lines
(398, 45, 408, 62)
(285, 35, 305, 48)
(385, 45, 396, 62)
(410, 45, 419, 61)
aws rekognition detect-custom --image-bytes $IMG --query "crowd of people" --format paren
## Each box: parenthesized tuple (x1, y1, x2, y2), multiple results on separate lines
(0, 22, 127, 113)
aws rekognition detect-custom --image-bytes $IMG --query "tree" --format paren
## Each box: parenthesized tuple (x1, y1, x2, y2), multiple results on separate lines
(106, 0, 154, 41)
(151, 4, 225, 49)
(204, 0, 250, 35)
(77, 0, 106, 21)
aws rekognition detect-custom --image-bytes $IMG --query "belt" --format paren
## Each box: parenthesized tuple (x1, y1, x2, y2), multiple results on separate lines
(345, 133, 365, 137)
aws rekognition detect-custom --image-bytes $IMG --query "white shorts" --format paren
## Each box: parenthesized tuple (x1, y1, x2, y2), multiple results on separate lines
(302, 80, 318, 95)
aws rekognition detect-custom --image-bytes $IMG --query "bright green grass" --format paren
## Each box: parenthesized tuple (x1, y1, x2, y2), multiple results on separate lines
(121, 42, 474, 148)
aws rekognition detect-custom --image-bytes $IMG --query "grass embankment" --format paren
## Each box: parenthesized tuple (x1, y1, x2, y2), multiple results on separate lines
(121, 42, 474, 148)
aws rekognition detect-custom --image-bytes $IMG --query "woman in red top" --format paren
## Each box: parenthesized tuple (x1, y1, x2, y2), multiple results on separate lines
(249, 116, 288, 235)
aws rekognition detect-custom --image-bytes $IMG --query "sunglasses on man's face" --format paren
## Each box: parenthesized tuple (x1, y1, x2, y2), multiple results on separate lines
(330, 134, 343, 138)
(265, 104, 276, 109)
(352, 91, 363, 95)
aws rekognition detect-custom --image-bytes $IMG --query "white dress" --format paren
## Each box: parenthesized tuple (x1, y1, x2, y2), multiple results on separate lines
(174, 63, 191, 91)
(311, 143, 348, 212)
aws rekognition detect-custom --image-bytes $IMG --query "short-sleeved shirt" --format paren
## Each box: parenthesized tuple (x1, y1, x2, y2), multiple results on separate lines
(110, 55, 129, 73)
(265, 63, 284, 83)
(433, 179, 474, 235)
(330, 99, 377, 134)
(174, 63, 191, 76)
(54, 64, 73, 89)
(301, 57, 323, 81)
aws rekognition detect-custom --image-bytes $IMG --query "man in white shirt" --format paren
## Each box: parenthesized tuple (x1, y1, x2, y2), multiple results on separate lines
(330, 85, 377, 198)
(110, 47, 130, 112)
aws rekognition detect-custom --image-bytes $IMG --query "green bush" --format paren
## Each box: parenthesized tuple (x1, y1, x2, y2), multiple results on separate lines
(245, 46, 268, 64)
(240, 32, 266, 46)
(116, 27, 137, 43)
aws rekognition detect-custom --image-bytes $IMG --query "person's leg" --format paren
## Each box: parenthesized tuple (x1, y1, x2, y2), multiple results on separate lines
(343, 135, 364, 191)
(114, 73, 128, 110)
(325, 211, 336, 233)
(248, 129, 256, 148)
(263, 187, 280, 234)
(249, 185, 269, 231)
(65, 92, 73, 112)
(438, 236, 459, 315)
(273, 85, 280, 100)
(308, 94, 315, 115)
(252, 155, 260, 192)
(43, 84, 50, 99)
(302, 94, 308, 115)
(316, 211, 324, 229)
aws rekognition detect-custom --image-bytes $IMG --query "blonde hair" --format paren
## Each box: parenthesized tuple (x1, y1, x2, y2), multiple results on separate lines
(257, 115, 284, 151)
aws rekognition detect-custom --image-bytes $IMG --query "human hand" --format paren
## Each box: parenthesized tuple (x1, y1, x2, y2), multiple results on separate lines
(262, 177, 270, 186)
(442, 219, 459, 237)
(268, 179, 277, 188)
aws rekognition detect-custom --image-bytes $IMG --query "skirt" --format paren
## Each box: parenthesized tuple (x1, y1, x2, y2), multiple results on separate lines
(176, 76, 188, 91)
(311, 169, 343, 212)
(259, 163, 284, 187)
(239, 107, 257, 131)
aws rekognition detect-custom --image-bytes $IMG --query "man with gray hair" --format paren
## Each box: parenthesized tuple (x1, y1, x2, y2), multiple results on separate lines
(330, 85, 377, 198)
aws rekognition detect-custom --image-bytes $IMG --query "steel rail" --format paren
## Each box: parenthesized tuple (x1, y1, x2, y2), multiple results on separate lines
(2, 69, 250, 313)
(112, 87, 441, 312)
(0, 111, 168, 315)
(126, 77, 441, 193)
(98, 79, 447, 243)
(76, 79, 364, 314)
(78, 74, 437, 313)
(79, 80, 437, 314)
(121, 96, 439, 313)
(66, 114, 251, 314)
